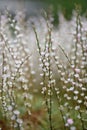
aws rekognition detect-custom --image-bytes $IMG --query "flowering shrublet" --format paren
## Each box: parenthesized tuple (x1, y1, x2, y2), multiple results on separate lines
(0, 9, 36, 130)
(0, 8, 87, 130)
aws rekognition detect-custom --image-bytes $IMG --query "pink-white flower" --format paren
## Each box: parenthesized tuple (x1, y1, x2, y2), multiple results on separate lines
(67, 118, 74, 125)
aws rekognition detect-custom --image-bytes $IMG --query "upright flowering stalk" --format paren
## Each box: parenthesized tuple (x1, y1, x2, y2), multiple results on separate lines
(33, 13, 56, 130)
(71, 7, 87, 129)
(55, 7, 87, 130)
(0, 10, 33, 130)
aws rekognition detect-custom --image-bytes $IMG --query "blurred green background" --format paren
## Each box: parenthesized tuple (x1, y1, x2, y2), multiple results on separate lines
(29, 0, 87, 25)
(41, 0, 87, 25)
(0, 0, 87, 25)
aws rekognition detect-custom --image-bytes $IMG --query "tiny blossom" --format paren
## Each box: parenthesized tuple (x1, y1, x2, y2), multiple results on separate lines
(52, 46, 56, 51)
(39, 63, 43, 67)
(14, 123, 18, 128)
(41, 51, 45, 56)
(60, 77, 64, 81)
(23, 93, 28, 99)
(22, 84, 28, 90)
(73, 96, 78, 100)
(55, 56, 59, 60)
(45, 53, 49, 57)
(48, 89, 52, 95)
(64, 80, 68, 84)
(61, 72, 65, 76)
(25, 102, 31, 107)
(17, 34, 23, 38)
(2, 101, 6, 107)
(31, 71, 35, 74)
(75, 68, 80, 73)
(63, 86, 66, 89)
(66, 88, 70, 92)
(51, 79, 56, 84)
(17, 118, 23, 124)
(40, 82, 44, 85)
(56, 91, 60, 94)
(58, 70, 62, 73)
(7, 105, 13, 111)
(77, 100, 82, 104)
(11, 115, 16, 120)
(67, 118, 74, 125)
(46, 72, 49, 76)
(84, 101, 87, 106)
(81, 87, 86, 91)
(70, 126, 76, 130)
(81, 93, 85, 96)
(33, 79, 36, 82)
(69, 87, 74, 91)
(40, 73, 44, 76)
(64, 94, 68, 98)
(42, 68, 46, 72)
(51, 52, 55, 56)
(77, 114, 81, 119)
(75, 106, 80, 110)
(13, 110, 20, 115)
(55, 61, 59, 65)
(82, 57, 86, 60)
(67, 96, 71, 100)
(72, 82, 75, 85)
(74, 90, 79, 95)
(58, 65, 62, 68)
(65, 123, 69, 127)
(71, 56, 76, 60)
(78, 79, 82, 82)
(85, 96, 87, 99)
(74, 74, 79, 78)
(64, 102, 69, 106)
(45, 62, 49, 67)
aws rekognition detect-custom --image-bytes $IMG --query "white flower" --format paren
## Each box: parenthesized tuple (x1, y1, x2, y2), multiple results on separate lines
(64, 102, 69, 106)
(70, 126, 76, 130)
(17, 118, 23, 124)
(40, 73, 44, 76)
(74, 74, 79, 78)
(75, 68, 80, 73)
(11, 115, 16, 120)
(81, 93, 84, 96)
(31, 71, 35, 74)
(74, 90, 79, 95)
(77, 114, 81, 119)
(67, 96, 71, 100)
(75, 106, 80, 110)
(41, 52, 45, 56)
(69, 87, 74, 91)
(77, 100, 82, 104)
(85, 96, 87, 99)
(67, 118, 74, 125)
(7, 105, 13, 111)
(40, 82, 44, 85)
(45, 62, 49, 67)
(73, 96, 78, 100)
(13, 110, 20, 115)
